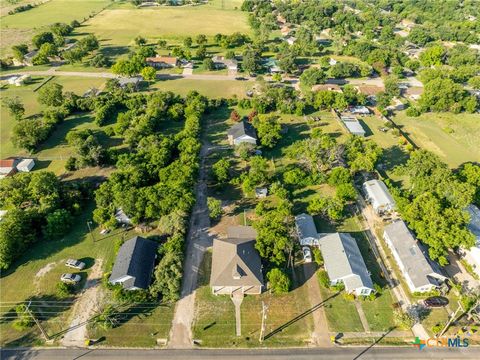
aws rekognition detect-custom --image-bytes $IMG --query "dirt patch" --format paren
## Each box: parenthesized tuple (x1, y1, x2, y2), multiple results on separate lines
(61, 259, 104, 347)
(35, 262, 57, 278)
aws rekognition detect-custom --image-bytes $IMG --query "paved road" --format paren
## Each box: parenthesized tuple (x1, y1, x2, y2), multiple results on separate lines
(1, 347, 478, 360)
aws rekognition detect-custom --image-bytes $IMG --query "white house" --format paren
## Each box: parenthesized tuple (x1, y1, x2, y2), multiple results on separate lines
(363, 180, 396, 215)
(227, 120, 257, 146)
(319, 232, 375, 296)
(383, 220, 447, 293)
(462, 205, 480, 277)
(16, 158, 35, 172)
(295, 213, 319, 246)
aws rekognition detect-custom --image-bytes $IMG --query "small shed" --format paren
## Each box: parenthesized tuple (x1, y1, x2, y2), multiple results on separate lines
(362, 180, 395, 214)
(16, 158, 35, 172)
(255, 187, 268, 198)
(295, 213, 319, 246)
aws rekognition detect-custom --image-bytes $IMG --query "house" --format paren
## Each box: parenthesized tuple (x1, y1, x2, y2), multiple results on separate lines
(109, 236, 158, 290)
(145, 56, 178, 68)
(461, 205, 480, 277)
(255, 187, 268, 198)
(212, 56, 238, 71)
(263, 58, 281, 73)
(23, 50, 38, 66)
(363, 179, 395, 215)
(280, 26, 291, 37)
(295, 213, 319, 246)
(83, 87, 101, 98)
(210, 226, 264, 295)
(349, 106, 370, 115)
(404, 86, 423, 101)
(227, 120, 257, 146)
(387, 97, 406, 111)
(354, 85, 384, 97)
(319, 233, 375, 296)
(311, 84, 342, 93)
(16, 158, 35, 172)
(383, 220, 447, 293)
(7, 74, 30, 87)
(118, 76, 142, 89)
(0, 159, 17, 179)
(340, 115, 366, 137)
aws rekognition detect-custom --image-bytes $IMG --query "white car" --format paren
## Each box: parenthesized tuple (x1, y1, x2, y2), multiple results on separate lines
(302, 246, 312, 263)
(65, 259, 85, 270)
(61, 273, 81, 284)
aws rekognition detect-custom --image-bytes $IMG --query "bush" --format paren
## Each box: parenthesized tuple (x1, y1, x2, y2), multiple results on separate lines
(393, 309, 415, 329)
(267, 268, 291, 294)
(11, 304, 34, 331)
(342, 292, 355, 301)
(56, 282, 75, 298)
(207, 197, 222, 220)
(312, 247, 323, 266)
(317, 270, 330, 288)
(406, 107, 421, 117)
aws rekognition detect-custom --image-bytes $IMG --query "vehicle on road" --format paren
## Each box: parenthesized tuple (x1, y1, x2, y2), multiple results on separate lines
(235, 76, 247, 81)
(302, 246, 312, 263)
(65, 259, 85, 270)
(423, 296, 449, 308)
(60, 273, 81, 284)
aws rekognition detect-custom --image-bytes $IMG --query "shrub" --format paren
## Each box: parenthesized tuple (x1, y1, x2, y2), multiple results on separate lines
(11, 304, 34, 331)
(207, 197, 222, 220)
(317, 270, 330, 288)
(342, 292, 355, 301)
(312, 247, 323, 266)
(56, 282, 75, 298)
(267, 268, 291, 294)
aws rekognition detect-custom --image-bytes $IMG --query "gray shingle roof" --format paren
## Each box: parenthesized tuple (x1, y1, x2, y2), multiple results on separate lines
(109, 236, 158, 289)
(383, 220, 445, 289)
(319, 233, 374, 291)
(210, 226, 263, 288)
(227, 120, 257, 140)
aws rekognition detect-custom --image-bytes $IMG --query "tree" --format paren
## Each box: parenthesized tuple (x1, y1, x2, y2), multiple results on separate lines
(141, 66, 157, 81)
(207, 197, 222, 220)
(242, 47, 259, 74)
(11, 304, 34, 331)
(11, 44, 28, 62)
(335, 183, 357, 201)
(345, 136, 382, 172)
(134, 36, 147, 46)
(267, 268, 291, 294)
(2, 97, 25, 120)
(195, 45, 206, 59)
(38, 83, 63, 107)
(157, 39, 167, 48)
(158, 211, 186, 235)
(12, 119, 50, 152)
(43, 209, 73, 239)
(300, 67, 326, 88)
(32, 32, 54, 49)
(183, 36, 193, 48)
(202, 57, 215, 71)
(420, 78, 468, 112)
(328, 167, 352, 186)
(419, 45, 446, 67)
(384, 76, 401, 98)
(212, 158, 231, 183)
(196, 34, 207, 46)
(252, 114, 282, 148)
(150, 249, 182, 302)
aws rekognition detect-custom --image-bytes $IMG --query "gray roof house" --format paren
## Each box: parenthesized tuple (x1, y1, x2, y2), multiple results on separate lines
(462, 205, 480, 277)
(227, 120, 257, 146)
(383, 220, 446, 293)
(109, 236, 158, 290)
(319, 233, 374, 296)
(340, 115, 366, 137)
(210, 226, 264, 295)
(295, 213, 319, 246)
(363, 179, 396, 214)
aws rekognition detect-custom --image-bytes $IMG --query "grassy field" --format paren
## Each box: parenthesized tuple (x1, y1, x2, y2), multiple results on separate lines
(0, 77, 107, 173)
(150, 79, 252, 99)
(193, 251, 313, 347)
(82, 0, 249, 51)
(0, 0, 111, 56)
(392, 111, 480, 167)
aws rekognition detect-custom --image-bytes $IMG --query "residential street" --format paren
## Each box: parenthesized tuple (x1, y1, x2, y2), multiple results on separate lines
(2, 347, 478, 360)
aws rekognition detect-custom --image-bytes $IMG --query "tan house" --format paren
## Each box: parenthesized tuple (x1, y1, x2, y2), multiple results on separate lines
(210, 226, 264, 295)
(145, 56, 178, 68)
(311, 84, 342, 92)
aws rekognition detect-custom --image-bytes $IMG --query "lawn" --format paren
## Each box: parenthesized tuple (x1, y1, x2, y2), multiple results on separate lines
(1, 76, 110, 174)
(0, 0, 111, 56)
(81, 1, 250, 51)
(392, 111, 480, 167)
(0, 202, 122, 347)
(149, 79, 252, 99)
(193, 251, 313, 347)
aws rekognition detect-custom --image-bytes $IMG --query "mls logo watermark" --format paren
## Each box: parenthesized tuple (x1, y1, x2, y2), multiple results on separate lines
(411, 336, 470, 350)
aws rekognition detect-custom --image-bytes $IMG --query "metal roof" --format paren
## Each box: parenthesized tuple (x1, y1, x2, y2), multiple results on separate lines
(467, 204, 480, 246)
(363, 180, 395, 210)
(295, 213, 318, 241)
(383, 220, 445, 289)
(319, 233, 374, 291)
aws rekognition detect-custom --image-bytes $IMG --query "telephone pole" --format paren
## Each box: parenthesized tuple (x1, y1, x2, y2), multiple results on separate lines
(87, 220, 95, 242)
(259, 301, 268, 342)
(25, 301, 49, 341)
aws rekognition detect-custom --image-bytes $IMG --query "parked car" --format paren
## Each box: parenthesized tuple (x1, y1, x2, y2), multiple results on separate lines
(235, 76, 247, 81)
(302, 246, 312, 263)
(60, 273, 81, 284)
(65, 259, 85, 270)
(423, 296, 449, 308)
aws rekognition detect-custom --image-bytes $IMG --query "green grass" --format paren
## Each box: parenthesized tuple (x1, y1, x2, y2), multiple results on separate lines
(392, 111, 480, 167)
(193, 251, 313, 347)
(149, 79, 252, 99)
(81, 1, 250, 52)
(1, 0, 111, 56)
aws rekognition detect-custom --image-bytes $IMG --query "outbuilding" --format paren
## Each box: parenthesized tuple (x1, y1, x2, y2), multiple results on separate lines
(362, 179, 395, 215)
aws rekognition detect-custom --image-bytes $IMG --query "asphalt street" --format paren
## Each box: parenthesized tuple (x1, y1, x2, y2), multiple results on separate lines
(1, 347, 477, 360)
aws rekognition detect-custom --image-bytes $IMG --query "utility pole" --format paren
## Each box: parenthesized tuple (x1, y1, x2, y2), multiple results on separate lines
(87, 220, 95, 242)
(25, 301, 49, 341)
(259, 301, 268, 343)
(439, 301, 465, 337)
